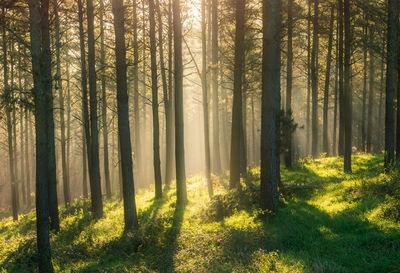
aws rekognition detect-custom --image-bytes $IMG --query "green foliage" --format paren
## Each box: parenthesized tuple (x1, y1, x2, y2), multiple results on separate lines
(1, 155, 400, 272)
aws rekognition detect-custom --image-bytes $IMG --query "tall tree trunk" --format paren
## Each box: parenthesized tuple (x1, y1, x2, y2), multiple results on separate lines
(229, 0, 245, 189)
(306, 0, 311, 156)
(41, 0, 60, 232)
(211, 0, 221, 174)
(132, 0, 141, 184)
(366, 26, 374, 153)
(29, 0, 53, 270)
(87, 0, 103, 218)
(54, 0, 71, 206)
(18, 46, 26, 206)
(338, 0, 344, 156)
(165, 0, 175, 187)
(311, 0, 319, 157)
(378, 35, 385, 153)
(100, 0, 111, 199)
(333, 14, 339, 156)
(343, 0, 352, 173)
(100, 0, 112, 199)
(361, 18, 367, 152)
(149, 0, 163, 198)
(173, 0, 187, 205)
(285, 0, 293, 167)
(2, 9, 18, 221)
(202, 0, 212, 196)
(112, 0, 139, 230)
(323, 6, 334, 155)
(260, 0, 280, 213)
(78, 0, 90, 199)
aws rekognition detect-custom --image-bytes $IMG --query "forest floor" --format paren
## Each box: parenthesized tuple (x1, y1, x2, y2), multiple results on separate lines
(1, 154, 400, 273)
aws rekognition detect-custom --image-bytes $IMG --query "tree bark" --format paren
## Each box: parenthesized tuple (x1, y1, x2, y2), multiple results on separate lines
(366, 26, 374, 153)
(211, 0, 221, 175)
(173, 0, 187, 205)
(28, 0, 53, 270)
(311, 0, 319, 157)
(202, 0, 212, 196)
(112, 0, 139, 230)
(323, 6, 334, 155)
(229, 0, 245, 189)
(338, 0, 344, 156)
(260, 0, 280, 213)
(285, 0, 293, 167)
(149, 0, 163, 198)
(78, 0, 90, 199)
(54, 0, 71, 206)
(86, 0, 103, 218)
(343, 0, 352, 173)
(100, 0, 112, 199)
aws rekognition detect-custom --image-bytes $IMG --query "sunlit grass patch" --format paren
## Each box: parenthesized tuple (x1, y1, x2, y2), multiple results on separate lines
(1, 154, 400, 272)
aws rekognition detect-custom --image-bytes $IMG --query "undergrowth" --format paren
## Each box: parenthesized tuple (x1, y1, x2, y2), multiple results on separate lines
(1, 154, 400, 272)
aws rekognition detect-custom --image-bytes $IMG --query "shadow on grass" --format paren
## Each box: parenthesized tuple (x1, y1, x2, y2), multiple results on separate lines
(212, 199, 400, 272)
(74, 188, 185, 273)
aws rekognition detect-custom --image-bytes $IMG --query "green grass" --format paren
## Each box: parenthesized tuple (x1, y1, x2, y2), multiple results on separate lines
(1, 154, 400, 272)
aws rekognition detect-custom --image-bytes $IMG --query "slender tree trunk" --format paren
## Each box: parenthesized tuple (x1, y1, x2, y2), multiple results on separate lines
(229, 0, 245, 189)
(306, 0, 311, 156)
(333, 15, 339, 156)
(99, 0, 111, 199)
(165, 0, 175, 187)
(29, 0, 53, 270)
(361, 19, 367, 152)
(173, 0, 187, 205)
(311, 0, 319, 157)
(366, 26, 374, 153)
(343, 0, 352, 173)
(112, 0, 139, 230)
(323, 6, 334, 155)
(260, 0, 280, 213)
(18, 47, 26, 206)
(201, 0, 212, 196)
(54, 0, 71, 206)
(378, 35, 385, 153)
(2, 9, 18, 221)
(87, 0, 103, 218)
(155, 0, 169, 189)
(211, 0, 221, 174)
(132, 0, 141, 183)
(149, 0, 163, 198)
(78, 0, 90, 199)
(338, 0, 344, 156)
(285, 0, 293, 167)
